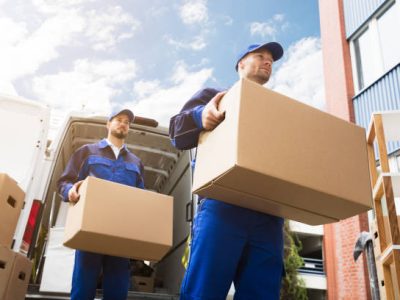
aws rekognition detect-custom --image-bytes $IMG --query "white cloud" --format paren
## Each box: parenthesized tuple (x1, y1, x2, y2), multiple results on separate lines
(179, 0, 208, 25)
(130, 62, 213, 126)
(273, 14, 284, 22)
(250, 22, 276, 39)
(0, 1, 140, 96)
(267, 37, 326, 110)
(250, 14, 288, 39)
(0, 80, 18, 96)
(85, 6, 140, 51)
(32, 59, 137, 114)
(165, 34, 207, 51)
(31, 1, 140, 51)
(134, 80, 161, 98)
(32, 0, 93, 14)
(0, 12, 85, 82)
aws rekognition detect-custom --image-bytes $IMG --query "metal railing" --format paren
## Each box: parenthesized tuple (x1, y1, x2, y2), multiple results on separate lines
(298, 257, 325, 275)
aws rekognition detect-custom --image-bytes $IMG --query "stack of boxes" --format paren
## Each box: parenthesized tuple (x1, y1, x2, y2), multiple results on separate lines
(0, 173, 32, 300)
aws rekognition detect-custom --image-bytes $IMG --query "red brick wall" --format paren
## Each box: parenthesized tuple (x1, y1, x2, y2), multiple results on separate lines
(319, 0, 371, 299)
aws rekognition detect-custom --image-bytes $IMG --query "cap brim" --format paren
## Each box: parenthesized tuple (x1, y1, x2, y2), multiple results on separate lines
(110, 109, 134, 123)
(254, 42, 284, 61)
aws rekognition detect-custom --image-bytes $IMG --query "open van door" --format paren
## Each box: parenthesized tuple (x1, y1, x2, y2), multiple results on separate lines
(0, 94, 50, 252)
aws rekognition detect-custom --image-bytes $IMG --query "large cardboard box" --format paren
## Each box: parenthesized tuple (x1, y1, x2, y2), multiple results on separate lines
(0, 245, 32, 300)
(64, 176, 173, 261)
(193, 78, 372, 225)
(0, 173, 25, 247)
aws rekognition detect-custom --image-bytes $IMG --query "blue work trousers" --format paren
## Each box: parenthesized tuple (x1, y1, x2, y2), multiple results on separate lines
(180, 199, 284, 300)
(71, 250, 130, 300)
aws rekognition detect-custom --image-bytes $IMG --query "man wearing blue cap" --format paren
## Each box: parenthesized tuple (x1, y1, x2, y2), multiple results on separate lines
(58, 109, 144, 300)
(169, 42, 285, 299)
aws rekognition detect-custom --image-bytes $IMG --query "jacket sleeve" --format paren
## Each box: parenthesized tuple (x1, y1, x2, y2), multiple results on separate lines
(169, 88, 220, 150)
(136, 162, 145, 189)
(57, 146, 88, 202)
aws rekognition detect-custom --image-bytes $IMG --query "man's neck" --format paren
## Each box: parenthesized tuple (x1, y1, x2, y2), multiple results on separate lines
(107, 135, 124, 148)
(239, 74, 267, 85)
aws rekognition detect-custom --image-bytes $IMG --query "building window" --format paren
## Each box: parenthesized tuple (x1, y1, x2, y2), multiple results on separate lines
(353, 28, 376, 90)
(377, 2, 400, 71)
(350, 1, 400, 92)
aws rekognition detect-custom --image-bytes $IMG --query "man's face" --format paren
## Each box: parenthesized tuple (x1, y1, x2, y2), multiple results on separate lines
(238, 49, 274, 85)
(107, 114, 130, 139)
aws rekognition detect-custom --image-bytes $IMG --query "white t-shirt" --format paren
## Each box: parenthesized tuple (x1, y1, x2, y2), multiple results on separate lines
(106, 139, 124, 159)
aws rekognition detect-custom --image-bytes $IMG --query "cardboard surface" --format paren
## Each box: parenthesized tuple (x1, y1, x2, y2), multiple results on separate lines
(0, 245, 14, 298)
(0, 173, 25, 247)
(193, 78, 372, 225)
(64, 176, 173, 261)
(0, 245, 32, 300)
(132, 276, 154, 293)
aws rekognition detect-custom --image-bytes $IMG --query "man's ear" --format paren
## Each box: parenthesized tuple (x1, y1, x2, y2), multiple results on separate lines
(238, 60, 244, 70)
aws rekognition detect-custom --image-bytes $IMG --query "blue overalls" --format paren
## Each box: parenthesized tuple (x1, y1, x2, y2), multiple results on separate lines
(169, 88, 284, 300)
(58, 139, 145, 300)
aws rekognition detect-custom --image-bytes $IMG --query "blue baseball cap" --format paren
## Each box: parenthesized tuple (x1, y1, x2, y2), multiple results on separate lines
(235, 42, 284, 71)
(109, 109, 134, 123)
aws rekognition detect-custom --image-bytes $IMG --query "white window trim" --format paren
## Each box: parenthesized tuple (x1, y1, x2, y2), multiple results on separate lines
(349, 0, 399, 93)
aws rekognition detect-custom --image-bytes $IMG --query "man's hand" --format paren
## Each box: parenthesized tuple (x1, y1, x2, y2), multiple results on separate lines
(201, 91, 226, 130)
(68, 180, 83, 203)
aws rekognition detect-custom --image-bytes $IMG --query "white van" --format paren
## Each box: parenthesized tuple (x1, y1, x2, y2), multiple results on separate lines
(1, 94, 193, 299)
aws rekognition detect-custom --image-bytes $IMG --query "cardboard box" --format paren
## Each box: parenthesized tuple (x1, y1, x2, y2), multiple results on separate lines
(0, 246, 14, 297)
(193, 78, 372, 225)
(0, 173, 25, 247)
(0, 245, 32, 300)
(64, 176, 173, 261)
(132, 275, 154, 293)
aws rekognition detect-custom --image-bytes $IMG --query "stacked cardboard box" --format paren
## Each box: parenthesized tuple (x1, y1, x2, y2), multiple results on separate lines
(193, 79, 372, 225)
(132, 275, 154, 293)
(64, 176, 173, 261)
(0, 174, 32, 300)
(0, 173, 25, 247)
(0, 245, 32, 300)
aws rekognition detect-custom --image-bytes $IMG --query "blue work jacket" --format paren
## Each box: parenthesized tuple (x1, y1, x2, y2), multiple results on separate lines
(169, 87, 284, 221)
(58, 139, 144, 202)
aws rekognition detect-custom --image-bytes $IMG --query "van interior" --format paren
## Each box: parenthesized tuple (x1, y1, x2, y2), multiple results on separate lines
(30, 116, 192, 298)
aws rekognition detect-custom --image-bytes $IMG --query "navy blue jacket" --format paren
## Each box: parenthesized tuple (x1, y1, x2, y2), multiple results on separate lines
(58, 139, 144, 202)
(169, 87, 284, 218)
(169, 88, 222, 150)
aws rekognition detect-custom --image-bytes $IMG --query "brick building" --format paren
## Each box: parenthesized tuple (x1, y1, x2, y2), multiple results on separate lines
(319, 0, 400, 299)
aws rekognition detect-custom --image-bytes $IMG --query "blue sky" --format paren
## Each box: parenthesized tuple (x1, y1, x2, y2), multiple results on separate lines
(0, 0, 324, 133)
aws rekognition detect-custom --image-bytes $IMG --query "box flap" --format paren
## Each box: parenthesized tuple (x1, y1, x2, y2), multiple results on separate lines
(195, 180, 338, 225)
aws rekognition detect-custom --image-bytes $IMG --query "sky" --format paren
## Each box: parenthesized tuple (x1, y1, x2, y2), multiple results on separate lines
(0, 0, 324, 134)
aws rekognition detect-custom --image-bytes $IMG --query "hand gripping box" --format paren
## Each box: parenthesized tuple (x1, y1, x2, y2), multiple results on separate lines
(193, 78, 372, 225)
(0, 245, 32, 300)
(0, 173, 25, 247)
(63, 176, 173, 261)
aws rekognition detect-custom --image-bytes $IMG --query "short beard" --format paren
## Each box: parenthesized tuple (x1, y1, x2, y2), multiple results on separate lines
(111, 129, 127, 139)
(254, 73, 270, 85)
